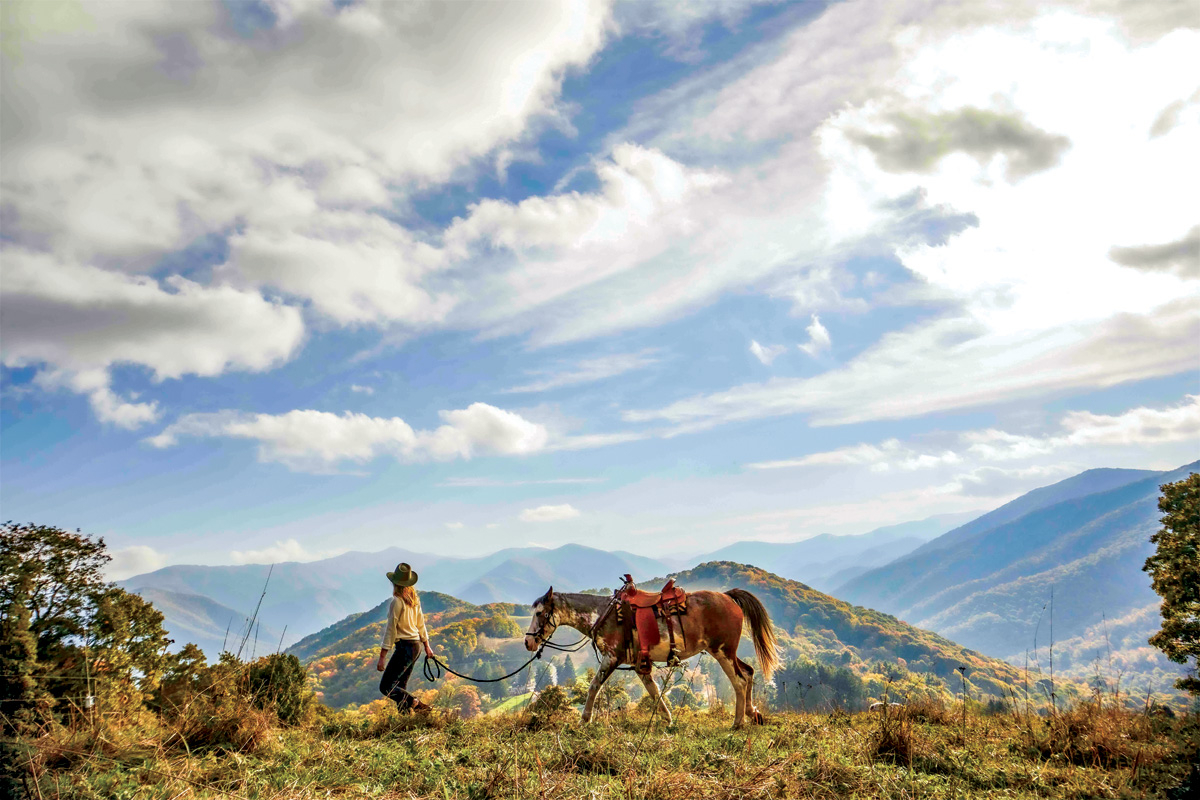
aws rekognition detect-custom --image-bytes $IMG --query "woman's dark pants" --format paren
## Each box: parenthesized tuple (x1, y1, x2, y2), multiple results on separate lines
(379, 640, 421, 711)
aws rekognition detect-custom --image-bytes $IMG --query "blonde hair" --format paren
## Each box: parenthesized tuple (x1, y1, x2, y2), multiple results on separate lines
(394, 584, 417, 607)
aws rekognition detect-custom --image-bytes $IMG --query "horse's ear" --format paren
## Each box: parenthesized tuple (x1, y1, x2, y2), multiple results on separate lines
(547, 586, 554, 601)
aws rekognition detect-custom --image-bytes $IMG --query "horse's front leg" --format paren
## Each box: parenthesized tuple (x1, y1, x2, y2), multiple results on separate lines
(638, 671, 672, 725)
(581, 655, 618, 723)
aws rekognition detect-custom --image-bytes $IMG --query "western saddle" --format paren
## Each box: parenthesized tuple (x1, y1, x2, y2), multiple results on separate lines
(615, 574, 687, 674)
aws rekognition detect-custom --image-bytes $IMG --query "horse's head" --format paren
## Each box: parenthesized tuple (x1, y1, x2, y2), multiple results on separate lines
(525, 586, 557, 651)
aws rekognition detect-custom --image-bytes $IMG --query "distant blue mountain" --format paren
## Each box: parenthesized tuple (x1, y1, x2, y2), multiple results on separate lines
(692, 512, 979, 591)
(124, 543, 669, 650)
(835, 461, 1197, 683)
(132, 587, 282, 661)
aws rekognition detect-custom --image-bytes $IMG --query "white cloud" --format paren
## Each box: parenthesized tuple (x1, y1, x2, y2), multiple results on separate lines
(748, 439, 960, 472)
(548, 430, 654, 451)
(146, 402, 549, 472)
(444, 144, 735, 345)
(502, 350, 659, 393)
(615, 3, 1197, 431)
(446, 145, 725, 254)
(797, 314, 832, 357)
(1, 250, 305, 428)
(230, 538, 344, 565)
(350, 384, 375, 395)
(219, 205, 455, 327)
(938, 464, 1075, 498)
(750, 395, 1199, 495)
(749, 340, 786, 366)
(36, 368, 160, 430)
(1, 0, 612, 420)
(4, 0, 1197, 458)
(444, 522, 465, 531)
(4, 0, 612, 260)
(105, 545, 168, 580)
(519, 503, 582, 522)
(966, 394, 1200, 460)
(629, 298, 1198, 429)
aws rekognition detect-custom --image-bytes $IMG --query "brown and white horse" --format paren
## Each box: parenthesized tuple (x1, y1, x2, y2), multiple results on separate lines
(524, 586, 779, 728)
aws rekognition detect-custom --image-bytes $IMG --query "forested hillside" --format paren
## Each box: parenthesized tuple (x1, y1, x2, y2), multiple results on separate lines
(668, 562, 1038, 702)
(286, 591, 484, 662)
(289, 560, 1131, 712)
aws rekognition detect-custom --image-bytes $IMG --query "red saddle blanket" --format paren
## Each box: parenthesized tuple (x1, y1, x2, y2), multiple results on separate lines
(617, 575, 687, 671)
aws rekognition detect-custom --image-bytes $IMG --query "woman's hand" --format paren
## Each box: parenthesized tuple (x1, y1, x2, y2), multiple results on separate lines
(423, 641, 434, 659)
(377, 648, 388, 671)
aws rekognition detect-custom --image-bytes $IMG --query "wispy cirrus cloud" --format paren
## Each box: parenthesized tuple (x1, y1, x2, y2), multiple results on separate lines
(501, 349, 660, 393)
(439, 477, 604, 488)
(749, 395, 1199, 479)
(628, 300, 1198, 430)
(749, 439, 960, 472)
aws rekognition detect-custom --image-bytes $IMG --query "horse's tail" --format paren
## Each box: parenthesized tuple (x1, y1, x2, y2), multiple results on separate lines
(725, 588, 780, 682)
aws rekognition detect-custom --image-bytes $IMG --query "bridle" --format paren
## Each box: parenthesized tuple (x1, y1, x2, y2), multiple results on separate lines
(527, 589, 623, 658)
(527, 600, 559, 646)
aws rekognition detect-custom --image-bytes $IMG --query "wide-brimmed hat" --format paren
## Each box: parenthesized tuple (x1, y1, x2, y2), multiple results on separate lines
(386, 562, 418, 587)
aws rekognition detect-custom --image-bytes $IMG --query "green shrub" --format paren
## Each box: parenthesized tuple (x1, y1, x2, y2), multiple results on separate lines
(529, 685, 570, 717)
(246, 653, 313, 726)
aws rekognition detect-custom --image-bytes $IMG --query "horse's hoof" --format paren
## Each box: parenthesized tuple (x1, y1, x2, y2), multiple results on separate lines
(753, 711, 765, 725)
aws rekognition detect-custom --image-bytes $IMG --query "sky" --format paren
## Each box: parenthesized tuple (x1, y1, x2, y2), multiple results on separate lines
(1, 0, 1197, 580)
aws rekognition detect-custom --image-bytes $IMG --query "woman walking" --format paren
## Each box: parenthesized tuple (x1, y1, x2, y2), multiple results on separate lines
(376, 562, 436, 713)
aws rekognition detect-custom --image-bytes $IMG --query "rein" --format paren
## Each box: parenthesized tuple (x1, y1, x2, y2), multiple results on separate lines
(421, 588, 633, 685)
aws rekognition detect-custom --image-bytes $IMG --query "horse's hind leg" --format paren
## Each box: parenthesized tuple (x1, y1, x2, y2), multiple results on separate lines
(638, 671, 672, 725)
(736, 657, 764, 725)
(711, 648, 747, 728)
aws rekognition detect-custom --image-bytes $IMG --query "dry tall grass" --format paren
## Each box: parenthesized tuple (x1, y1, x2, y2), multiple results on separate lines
(16, 701, 1198, 799)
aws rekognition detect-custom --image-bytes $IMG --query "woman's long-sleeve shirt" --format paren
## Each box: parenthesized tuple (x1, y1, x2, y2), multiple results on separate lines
(380, 595, 429, 650)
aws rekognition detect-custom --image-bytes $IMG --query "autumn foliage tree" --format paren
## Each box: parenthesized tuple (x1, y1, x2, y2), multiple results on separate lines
(0, 522, 171, 722)
(1144, 474, 1200, 694)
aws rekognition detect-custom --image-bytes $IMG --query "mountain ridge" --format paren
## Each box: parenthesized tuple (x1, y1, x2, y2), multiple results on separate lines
(835, 460, 1197, 684)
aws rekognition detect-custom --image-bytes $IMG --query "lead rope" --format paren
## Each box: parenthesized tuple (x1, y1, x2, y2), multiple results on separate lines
(422, 646, 545, 684)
